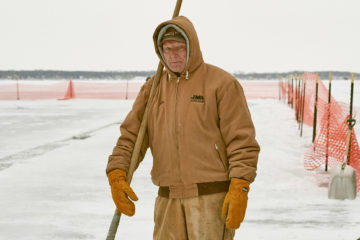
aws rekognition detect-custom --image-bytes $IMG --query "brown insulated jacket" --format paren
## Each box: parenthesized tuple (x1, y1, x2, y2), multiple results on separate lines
(107, 16, 260, 187)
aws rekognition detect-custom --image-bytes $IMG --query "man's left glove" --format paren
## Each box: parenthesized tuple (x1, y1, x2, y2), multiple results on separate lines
(222, 178, 250, 229)
(107, 169, 138, 216)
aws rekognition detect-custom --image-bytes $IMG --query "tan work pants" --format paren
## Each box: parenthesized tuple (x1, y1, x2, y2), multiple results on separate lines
(153, 192, 235, 240)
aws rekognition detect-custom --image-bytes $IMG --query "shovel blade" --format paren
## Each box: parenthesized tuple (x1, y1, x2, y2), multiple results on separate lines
(328, 164, 357, 200)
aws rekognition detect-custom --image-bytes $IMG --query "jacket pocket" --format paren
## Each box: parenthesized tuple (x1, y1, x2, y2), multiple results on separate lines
(214, 143, 227, 171)
(147, 91, 163, 147)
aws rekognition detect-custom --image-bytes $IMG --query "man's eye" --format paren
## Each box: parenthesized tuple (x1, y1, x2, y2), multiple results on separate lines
(163, 46, 185, 54)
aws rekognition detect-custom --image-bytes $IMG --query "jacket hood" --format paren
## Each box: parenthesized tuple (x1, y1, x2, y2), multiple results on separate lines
(153, 16, 204, 76)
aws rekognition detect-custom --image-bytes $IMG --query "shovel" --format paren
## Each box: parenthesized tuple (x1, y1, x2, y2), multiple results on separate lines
(328, 119, 357, 200)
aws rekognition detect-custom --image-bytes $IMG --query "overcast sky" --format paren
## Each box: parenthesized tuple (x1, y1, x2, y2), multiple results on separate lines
(1, 0, 359, 73)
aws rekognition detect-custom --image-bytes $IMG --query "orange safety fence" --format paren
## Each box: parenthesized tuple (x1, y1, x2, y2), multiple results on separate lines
(59, 81, 144, 100)
(280, 73, 360, 191)
(0, 80, 144, 100)
(0, 79, 279, 100)
(0, 81, 68, 100)
(241, 81, 279, 99)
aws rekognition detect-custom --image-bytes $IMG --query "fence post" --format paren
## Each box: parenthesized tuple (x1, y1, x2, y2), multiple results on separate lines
(325, 72, 332, 171)
(294, 74, 296, 108)
(350, 73, 354, 117)
(16, 77, 20, 100)
(291, 75, 294, 108)
(125, 80, 129, 100)
(347, 73, 355, 164)
(300, 78, 306, 137)
(312, 73, 319, 143)
(287, 75, 289, 105)
(278, 76, 281, 101)
(298, 74, 302, 129)
(296, 74, 301, 122)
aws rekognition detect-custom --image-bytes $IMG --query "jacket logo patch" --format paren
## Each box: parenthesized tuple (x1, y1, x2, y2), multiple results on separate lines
(190, 95, 205, 103)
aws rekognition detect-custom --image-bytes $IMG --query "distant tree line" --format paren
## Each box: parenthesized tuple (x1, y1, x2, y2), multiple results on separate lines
(234, 71, 359, 80)
(0, 70, 358, 80)
(0, 70, 156, 80)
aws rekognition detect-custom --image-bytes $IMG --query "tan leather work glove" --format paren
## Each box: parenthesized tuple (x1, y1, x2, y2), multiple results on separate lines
(222, 178, 250, 229)
(107, 169, 138, 216)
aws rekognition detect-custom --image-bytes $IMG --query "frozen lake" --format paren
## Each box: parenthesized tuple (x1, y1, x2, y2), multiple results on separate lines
(0, 80, 359, 239)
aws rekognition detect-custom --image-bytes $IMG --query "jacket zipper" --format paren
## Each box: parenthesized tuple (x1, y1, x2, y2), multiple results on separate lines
(175, 77, 182, 182)
(175, 77, 180, 132)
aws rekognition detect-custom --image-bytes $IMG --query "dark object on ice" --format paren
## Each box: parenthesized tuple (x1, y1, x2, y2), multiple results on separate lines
(72, 134, 91, 140)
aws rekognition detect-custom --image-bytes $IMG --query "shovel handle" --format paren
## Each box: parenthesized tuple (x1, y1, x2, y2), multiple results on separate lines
(343, 119, 356, 168)
(105, 1, 183, 239)
(347, 118, 356, 129)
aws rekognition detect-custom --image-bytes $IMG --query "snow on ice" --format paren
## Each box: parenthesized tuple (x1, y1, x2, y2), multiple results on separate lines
(0, 80, 359, 240)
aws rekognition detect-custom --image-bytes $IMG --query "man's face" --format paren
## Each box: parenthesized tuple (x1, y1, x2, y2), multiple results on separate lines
(162, 40, 187, 73)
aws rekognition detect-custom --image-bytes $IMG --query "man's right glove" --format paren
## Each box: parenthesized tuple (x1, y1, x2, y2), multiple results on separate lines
(107, 169, 138, 216)
(222, 178, 250, 229)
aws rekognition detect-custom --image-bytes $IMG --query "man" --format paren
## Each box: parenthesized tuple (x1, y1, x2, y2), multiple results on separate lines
(106, 16, 260, 240)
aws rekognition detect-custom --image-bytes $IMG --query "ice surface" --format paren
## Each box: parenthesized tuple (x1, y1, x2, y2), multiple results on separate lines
(0, 80, 359, 240)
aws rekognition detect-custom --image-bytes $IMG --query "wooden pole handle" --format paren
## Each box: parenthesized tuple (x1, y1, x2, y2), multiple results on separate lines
(106, 1, 183, 239)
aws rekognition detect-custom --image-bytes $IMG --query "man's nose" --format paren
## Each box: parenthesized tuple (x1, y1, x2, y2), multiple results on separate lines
(168, 52, 180, 59)
(169, 50, 180, 56)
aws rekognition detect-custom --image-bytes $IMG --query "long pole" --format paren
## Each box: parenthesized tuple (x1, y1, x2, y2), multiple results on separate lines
(16, 77, 20, 100)
(349, 73, 354, 117)
(298, 74, 302, 130)
(287, 75, 290, 105)
(347, 73, 355, 164)
(325, 72, 332, 171)
(278, 76, 281, 101)
(105, 1, 183, 239)
(291, 75, 294, 108)
(312, 73, 319, 143)
(294, 74, 296, 110)
(296, 74, 301, 122)
(125, 80, 129, 100)
(290, 75, 292, 106)
(300, 80, 306, 137)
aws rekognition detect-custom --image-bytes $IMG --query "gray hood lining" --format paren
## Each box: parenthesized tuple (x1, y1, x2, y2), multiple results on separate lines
(157, 24, 190, 73)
